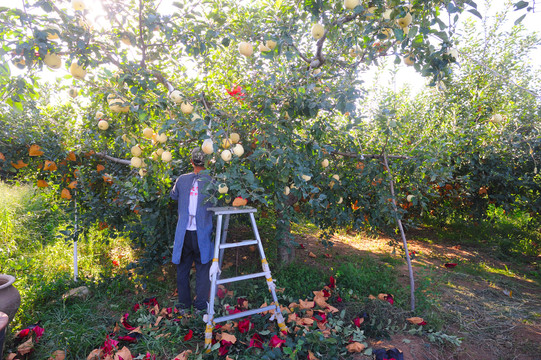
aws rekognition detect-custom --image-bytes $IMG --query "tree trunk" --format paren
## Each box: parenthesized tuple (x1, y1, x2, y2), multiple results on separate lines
(276, 211, 295, 264)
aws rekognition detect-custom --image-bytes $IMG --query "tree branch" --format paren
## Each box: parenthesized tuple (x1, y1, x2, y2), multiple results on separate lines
(331, 150, 412, 160)
(382, 151, 416, 312)
(96, 152, 131, 165)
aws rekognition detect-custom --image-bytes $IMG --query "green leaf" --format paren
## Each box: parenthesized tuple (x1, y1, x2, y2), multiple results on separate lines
(514, 14, 527, 25)
(514, 1, 529, 10)
(468, 9, 482, 19)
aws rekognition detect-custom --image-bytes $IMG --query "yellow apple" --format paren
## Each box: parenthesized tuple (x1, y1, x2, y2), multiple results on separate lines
(321, 159, 329, 168)
(259, 43, 271, 52)
(142, 127, 154, 139)
(70, 62, 86, 80)
(131, 157, 142, 167)
(72, 0, 85, 11)
(284, 186, 290, 196)
(139, 168, 147, 177)
(383, 9, 392, 20)
(122, 134, 130, 143)
(311, 24, 325, 40)
(218, 183, 228, 194)
(397, 13, 412, 28)
(98, 120, 109, 130)
(229, 132, 240, 144)
(108, 95, 130, 113)
(46, 29, 59, 40)
(302, 174, 311, 181)
(180, 102, 194, 114)
(344, 0, 360, 10)
(13, 58, 26, 69)
(403, 54, 415, 66)
(381, 28, 392, 39)
(338, 197, 343, 204)
(222, 138, 232, 149)
(156, 133, 167, 143)
(121, 35, 131, 46)
(131, 145, 142, 157)
(407, 195, 414, 202)
(169, 90, 182, 103)
(232, 144, 244, 157)
(266, 40, 277, 50)
(221, 149, 232, 162)
(332, 174, 340, 181)
(161, 151, 172, 162)
(202, 139, 214, 154)
(156, 148, 164, 156)
(44, 53, 61, 69)
(238, 42, 253, 57)
(69, 86, 78, 98)
(491, 114, 503, 123)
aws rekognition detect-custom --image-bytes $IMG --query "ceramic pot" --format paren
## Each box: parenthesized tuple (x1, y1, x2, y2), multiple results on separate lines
(0, 275, 21, 323)
(0, 312, 8, 357)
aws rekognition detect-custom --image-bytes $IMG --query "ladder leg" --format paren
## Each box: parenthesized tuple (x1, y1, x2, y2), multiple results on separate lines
(205, 214, 223, 351)
(218, 214, 230, 269)
(249, 213, 288, 334)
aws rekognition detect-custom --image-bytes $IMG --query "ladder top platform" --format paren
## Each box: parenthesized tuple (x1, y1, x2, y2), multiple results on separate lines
(207, 206, 257, 215)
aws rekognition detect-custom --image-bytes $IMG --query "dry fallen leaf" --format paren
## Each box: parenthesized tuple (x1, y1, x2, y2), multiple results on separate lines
(173, 350, 192, 360)
(6, 353, 17, 360)
(221, 332, 237, 344)
(49, 350, 66, 360)
(17, 337, 34, 355)
(29, 144, 44, 156)
(308, 350, 319, 360)
(299, 299, 315, 309)
(346, 342, 366, 353)
(314, 295, 328, 308)
(288, 313, 299, 323)
(154, 316, 163, 327)
(368, 294, 377, 300)
(406, 317, 425, 325)
(309, 252, 317, 258)
(114, 347, 132, 360)
(220, 323, 234, 332)
(86, 348, 103, 360)
(325, 305, 339, 314)
(288, 302, 299, 310)
(300, 318, 314, 326)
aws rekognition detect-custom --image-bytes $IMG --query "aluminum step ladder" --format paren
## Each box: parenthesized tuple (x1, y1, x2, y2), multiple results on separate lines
(204, 206, 287, 351)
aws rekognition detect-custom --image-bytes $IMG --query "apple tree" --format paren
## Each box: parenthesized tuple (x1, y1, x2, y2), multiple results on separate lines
(0, 0, 486, 273)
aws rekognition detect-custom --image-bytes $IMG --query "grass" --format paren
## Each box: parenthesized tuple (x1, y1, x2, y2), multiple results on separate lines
(2, 182, 540, 359)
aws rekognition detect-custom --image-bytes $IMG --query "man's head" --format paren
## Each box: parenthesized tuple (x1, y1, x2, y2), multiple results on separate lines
(191, 147, 205, 168)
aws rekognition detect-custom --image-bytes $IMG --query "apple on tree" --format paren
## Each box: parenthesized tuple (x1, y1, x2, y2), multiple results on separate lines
(180, 102, 194, 114)
(70, 62, 87, 80)
(238, 41, 253, 57)
(311, 24, 324, 40)
(98, 120, 109, 130)
(202, 139, 214, 154)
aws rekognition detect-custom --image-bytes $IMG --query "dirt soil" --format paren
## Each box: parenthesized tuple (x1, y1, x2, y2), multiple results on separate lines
(287, 226, 541, 360)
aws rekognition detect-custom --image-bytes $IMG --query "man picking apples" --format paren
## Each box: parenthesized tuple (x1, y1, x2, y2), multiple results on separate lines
(170, 148, 214, 312)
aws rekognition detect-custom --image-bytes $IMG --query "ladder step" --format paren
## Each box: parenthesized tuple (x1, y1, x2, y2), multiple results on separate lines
(216, 272, 267, 285)
(219, 240, 258, 249)
(213, 305, 278, 323)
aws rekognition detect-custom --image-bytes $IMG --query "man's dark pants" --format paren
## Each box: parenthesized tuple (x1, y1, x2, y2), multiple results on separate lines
(176, 230, 211, 311)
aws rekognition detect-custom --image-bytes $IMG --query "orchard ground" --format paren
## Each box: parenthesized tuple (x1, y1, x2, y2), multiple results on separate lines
(2, 183, 540, 360)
